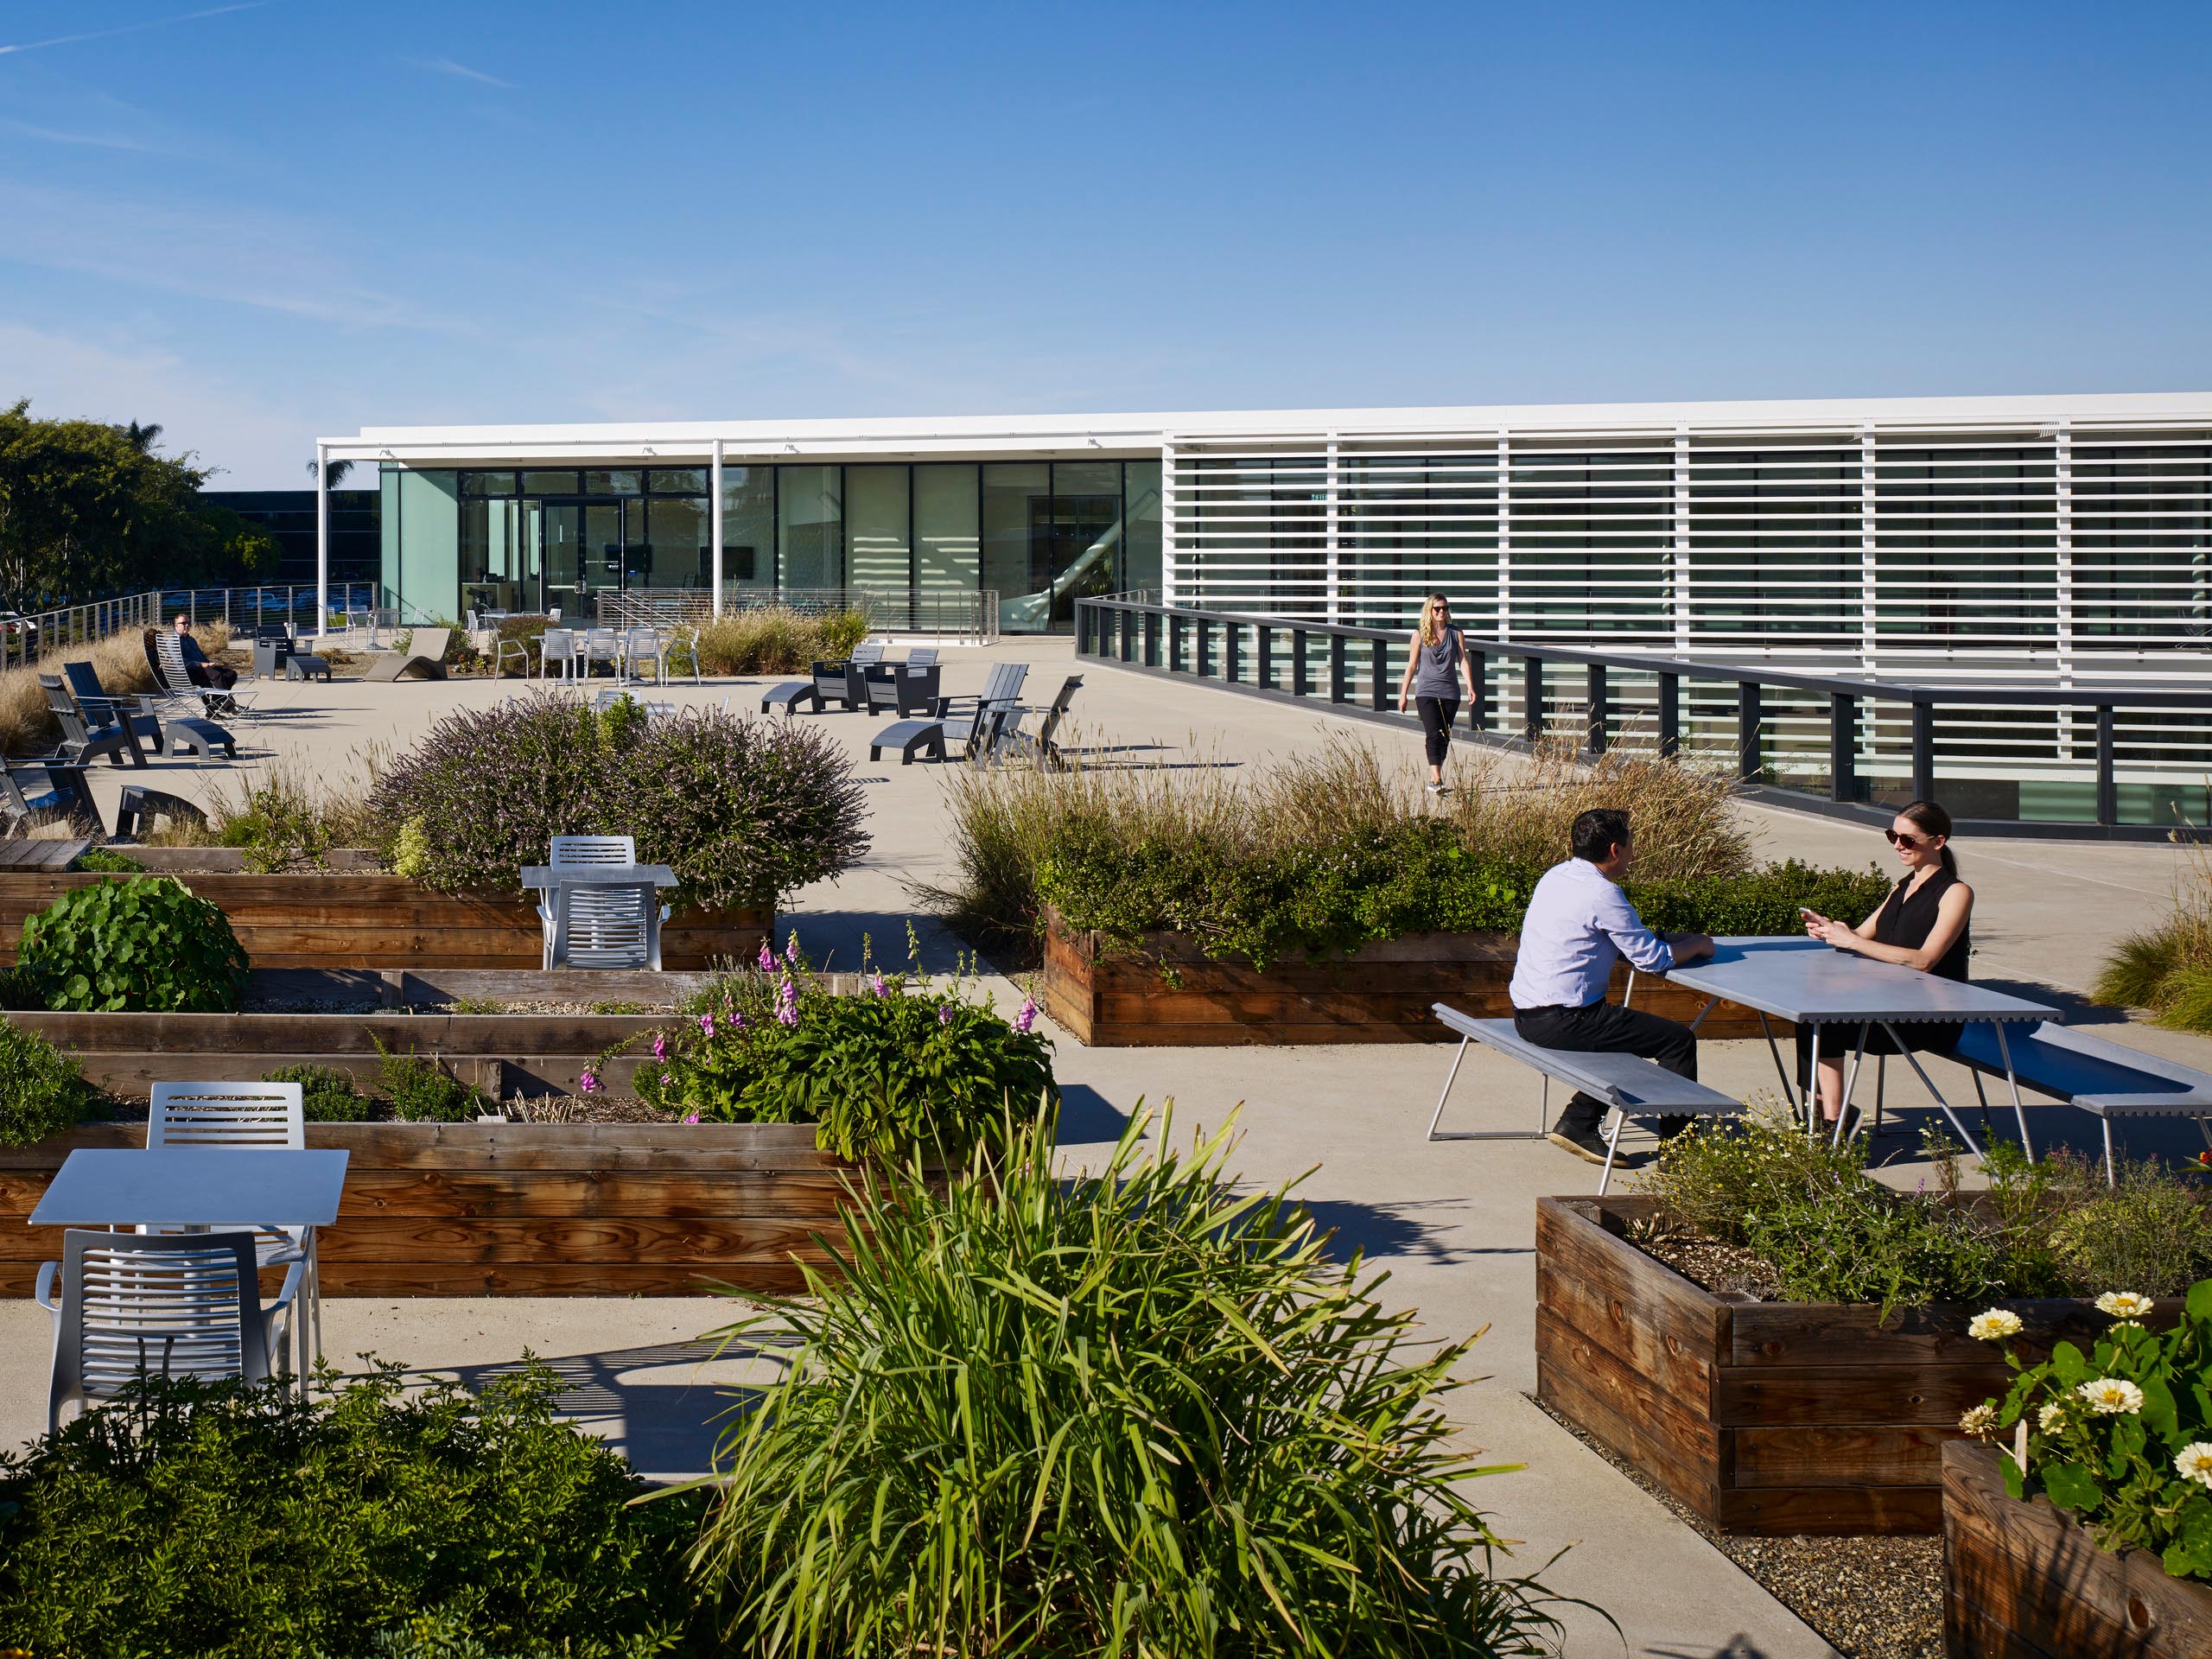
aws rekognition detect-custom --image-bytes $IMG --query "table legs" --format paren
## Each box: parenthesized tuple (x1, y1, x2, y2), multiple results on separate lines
(1876, 1022, 1983, 1156)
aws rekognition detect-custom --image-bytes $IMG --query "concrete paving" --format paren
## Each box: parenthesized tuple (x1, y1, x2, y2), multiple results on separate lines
(14, 638, 2212, 1656)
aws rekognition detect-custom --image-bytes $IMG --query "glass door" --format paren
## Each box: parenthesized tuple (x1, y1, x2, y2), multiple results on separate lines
(539, 499, 630, 621)
(1029, 493, 1123, 629)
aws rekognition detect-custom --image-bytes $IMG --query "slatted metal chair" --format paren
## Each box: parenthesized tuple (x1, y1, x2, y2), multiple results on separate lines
(581, 629, 622, 680)
(620, 627, 666, 685)
(537, 836, 667, 965)
(152, 627, 253, 718)
(35, 1230, 302, 1430)
(540, 628, 579, 681)
(547, 880, 661, 970)
(141, 633, 245, 758)
(146, 1082, 321, 1365)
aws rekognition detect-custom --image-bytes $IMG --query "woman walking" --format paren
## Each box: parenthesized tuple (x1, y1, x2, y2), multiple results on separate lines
(1396, 593, 1481, 792)
(1797, 798, 1975, 1138)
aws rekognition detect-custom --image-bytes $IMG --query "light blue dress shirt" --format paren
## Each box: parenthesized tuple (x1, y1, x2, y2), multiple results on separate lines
(1508, 857, 1676, 1010)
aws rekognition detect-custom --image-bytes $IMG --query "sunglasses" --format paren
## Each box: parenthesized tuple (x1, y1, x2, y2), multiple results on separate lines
(1885, 829, 1937, 849)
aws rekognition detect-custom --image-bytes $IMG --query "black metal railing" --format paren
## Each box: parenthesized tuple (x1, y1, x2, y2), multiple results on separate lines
(1074, 596, 2212, 839)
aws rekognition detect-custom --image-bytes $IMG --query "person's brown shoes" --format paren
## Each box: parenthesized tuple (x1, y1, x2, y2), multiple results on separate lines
(1547, 1128, 1611, 1166)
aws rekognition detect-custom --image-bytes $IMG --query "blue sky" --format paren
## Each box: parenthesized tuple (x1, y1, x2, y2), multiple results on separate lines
(2, 0, 2208, 486)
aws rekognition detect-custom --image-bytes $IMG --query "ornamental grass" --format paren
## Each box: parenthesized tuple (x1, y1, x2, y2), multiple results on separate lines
(2094, 836, 2212, 1033)
(0, 626, 168, 756)
(681, 607, 870, 677)
(683, 1107, 1580, 1656)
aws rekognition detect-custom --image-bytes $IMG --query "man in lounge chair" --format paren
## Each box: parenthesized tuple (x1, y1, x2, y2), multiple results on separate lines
(173, 614, 237, 691)
(1509, 808, 1714, 1164)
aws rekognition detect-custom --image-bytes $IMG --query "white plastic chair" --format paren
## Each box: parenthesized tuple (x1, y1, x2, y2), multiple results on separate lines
(35, 1230, 301, 1430)
(547, 880, 661, 970)
(620, 628, 665, 685)
(539, 628, 578, 681)
(146, 1081, 320, 1370)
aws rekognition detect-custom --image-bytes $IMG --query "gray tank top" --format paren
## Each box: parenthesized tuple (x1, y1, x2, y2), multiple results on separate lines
(1412, 627, 1465, 697)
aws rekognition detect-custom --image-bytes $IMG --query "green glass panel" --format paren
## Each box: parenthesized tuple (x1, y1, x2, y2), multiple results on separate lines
(915, 464, 979, 594)
(846, 465, 911, 596)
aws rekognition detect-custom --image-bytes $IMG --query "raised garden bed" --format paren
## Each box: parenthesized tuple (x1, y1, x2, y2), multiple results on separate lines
(1535, 1195, 2167, 1535)
(0, 853, 770, 970)
(1942, 1440, 2212, 1656)
(1042, 909, 1778, 1045)
(0, 1122, 856, 1296)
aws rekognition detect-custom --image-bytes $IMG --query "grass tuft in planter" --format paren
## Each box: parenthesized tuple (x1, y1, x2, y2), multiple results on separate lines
(683, 1106, 1582, 1656)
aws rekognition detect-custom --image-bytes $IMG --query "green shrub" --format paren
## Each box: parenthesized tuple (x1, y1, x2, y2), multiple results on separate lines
(372, 1036, 488, 1122)
(265, 1061, 373, 1123)
(212, 763, 373, 872)
(368, 690, 866, 910)
(19, 876, 250, 1012)
(2049, 1164, 2212, 1298)
(680, 607, 870, 676)
(1976, 1280, 2212, 1582)
(0, 1018, 98, 1146)
(685, 1109, 1573, 1656)
(71, 848, 144, 874)
(637, 945, 1055, 1164)
(0, 1365, 709, 1658)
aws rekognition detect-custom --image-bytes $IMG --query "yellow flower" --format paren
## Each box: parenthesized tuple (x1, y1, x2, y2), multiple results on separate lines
(2075, 1377, 2145, 1415)
(2177, 1443, 2212, 1491)
(2094, 1291, 2155, 1320)
(1968, 1309, 2024, 1342)
(1958, 1403, 1999, 1438)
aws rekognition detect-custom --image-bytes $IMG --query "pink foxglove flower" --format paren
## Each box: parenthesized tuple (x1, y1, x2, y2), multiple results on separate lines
(578, 1068, 600, 1094)
(871, 973, 888, 998)
(681, 1111, 699, 1124)
(938, 1004, 953, 1025)
(784, 931, 800, 963)
(776, 976, 800, 1027)
(700, 1013, 715, 1039)
(661, 1071, 673, 1086)
(652, 1033, 668, 1061)
(1014, 996, 1037, 1034)
(758, 942, 776, 972)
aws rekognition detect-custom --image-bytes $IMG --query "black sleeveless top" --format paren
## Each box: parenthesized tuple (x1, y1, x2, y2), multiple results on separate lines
(1872, 867, 1969, 981)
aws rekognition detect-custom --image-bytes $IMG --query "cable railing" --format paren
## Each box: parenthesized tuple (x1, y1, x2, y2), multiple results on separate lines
(1074, 595, 2212, 839)
(594, 587, 1000, 641)
(165, 584, 385, 632)
(0, 590, 167, 673)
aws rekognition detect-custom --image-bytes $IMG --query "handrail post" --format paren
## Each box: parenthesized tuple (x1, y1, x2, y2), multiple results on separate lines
(1258, 625, 1273, 690)
(1195, 618, 1211, 678)
(1329, 633, 1347, 704)
(1522, 654, 1543, 744)
(1169, 613, 1185, 674)
(1371, 637, 1389, 711)
(1468, 649, 1488, 731)
(1224, 620, 1241, 683)
(2095, 704, 2118, 827)
(1586, 663, 1609, 754)
(1292, 629, 1308, 697)
(1910, 700, 1936, 802)
(1829, 693, 1858, 803)
(1657, 671, 1680, 758)
(1738, 682, 1764, 782)
(1144, 611, 1159, 669)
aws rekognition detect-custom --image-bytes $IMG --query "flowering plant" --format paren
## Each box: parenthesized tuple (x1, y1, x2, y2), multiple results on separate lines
(633, 931, 1055, 1166)
(1969, 1278, 2212, 1580)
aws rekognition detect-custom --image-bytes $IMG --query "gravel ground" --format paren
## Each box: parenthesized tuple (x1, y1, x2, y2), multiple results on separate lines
(1533, 1396, 1942, 1659)
(244, 996, 673, 1015)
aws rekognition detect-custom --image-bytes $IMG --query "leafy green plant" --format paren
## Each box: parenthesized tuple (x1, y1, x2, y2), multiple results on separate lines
(265, 1061, 374, 1123)
(18, 875, 250, 1011)
(0, 1364, 709, 1658)
(680, 607, 869, 676)
(2048, 1165, 2212, 1298)
(0, 1017, 99, 1146)
(370, 1034, 488, 1122)
(636, 940, 1055, 1164)
(71, 848, 144, 874)
(683, 1107, 1578, 1656)
(1974, 1281, 2212, 1582)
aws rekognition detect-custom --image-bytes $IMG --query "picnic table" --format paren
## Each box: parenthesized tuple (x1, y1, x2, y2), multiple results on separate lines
(1653, 936, 2056, 1154)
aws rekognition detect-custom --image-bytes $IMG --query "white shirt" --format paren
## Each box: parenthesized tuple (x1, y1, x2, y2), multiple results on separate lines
(1508, 857, 1675, 1010)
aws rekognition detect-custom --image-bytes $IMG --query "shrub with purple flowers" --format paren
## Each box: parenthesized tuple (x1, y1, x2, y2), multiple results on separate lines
(633, 947, 1054, 1165)
(367, 690, 866, 910)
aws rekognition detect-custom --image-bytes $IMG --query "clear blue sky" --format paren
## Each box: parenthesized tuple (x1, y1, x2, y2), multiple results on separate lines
(3, 0, 2208, 486)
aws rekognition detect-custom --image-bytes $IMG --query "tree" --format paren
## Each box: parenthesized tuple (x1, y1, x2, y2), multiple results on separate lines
(306, 456, 354, 489)
(122, 421, 163, 454)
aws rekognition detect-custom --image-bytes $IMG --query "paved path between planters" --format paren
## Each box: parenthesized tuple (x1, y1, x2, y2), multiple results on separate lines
(22, 639, 2212, 1656)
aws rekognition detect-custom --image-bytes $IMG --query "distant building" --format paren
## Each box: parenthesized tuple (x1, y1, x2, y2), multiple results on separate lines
(200, 490, 380, 587)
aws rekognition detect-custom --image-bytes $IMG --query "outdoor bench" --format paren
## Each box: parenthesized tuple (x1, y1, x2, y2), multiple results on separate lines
(1949, 1020, 2212, 1180)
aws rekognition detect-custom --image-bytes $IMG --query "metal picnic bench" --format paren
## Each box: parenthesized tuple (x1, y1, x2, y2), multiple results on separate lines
(1425, 1002, 1744, 1192)
(1949, 1020, 2212, 1182)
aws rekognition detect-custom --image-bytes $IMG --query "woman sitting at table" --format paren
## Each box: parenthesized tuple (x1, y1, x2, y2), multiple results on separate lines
(1796, 798, 1974, 1136)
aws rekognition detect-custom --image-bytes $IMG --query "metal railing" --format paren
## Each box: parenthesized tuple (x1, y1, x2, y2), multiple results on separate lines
(1075, 596, 2212, 840)
(0, 590, 166, 673)
(167, 584, 386, 632)
(594, 586, 1000, 641)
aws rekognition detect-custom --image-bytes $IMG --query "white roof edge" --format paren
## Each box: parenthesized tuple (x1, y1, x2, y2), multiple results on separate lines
(324, 391, 2212, 454)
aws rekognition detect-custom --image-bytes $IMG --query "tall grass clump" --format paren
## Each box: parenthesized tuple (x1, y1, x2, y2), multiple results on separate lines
(2095, 838, 2212, 1032)
(0, 629, 163, 756)
(923, 732, 1884, 969)
(680, 607, 870, 676)
(686, 1107, 1577, 1656)
(202, 758, 382, 869)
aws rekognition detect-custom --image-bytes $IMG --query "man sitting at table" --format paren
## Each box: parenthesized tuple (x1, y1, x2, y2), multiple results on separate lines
(1510, 807, 1715, 1164)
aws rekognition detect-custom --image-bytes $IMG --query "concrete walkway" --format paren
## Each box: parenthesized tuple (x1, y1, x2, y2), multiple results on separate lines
(14, 639, 2212, 1656)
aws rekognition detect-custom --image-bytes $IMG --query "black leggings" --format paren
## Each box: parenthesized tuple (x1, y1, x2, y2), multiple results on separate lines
(1415, 696, 1459, 766)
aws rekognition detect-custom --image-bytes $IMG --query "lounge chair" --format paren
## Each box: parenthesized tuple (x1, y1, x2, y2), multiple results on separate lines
(992, 674, 1084, 770)
(365, 626, 451, 683)
(0, 759, 103, 837)
(251, 627, 332, 682)
(41, 674, 144, 768)
(865, 662, 942, 718)
(111, 785, 207, 842)
(133, 637, 241, 760)
(868, 662, 1028, 765)
(149, 628, 254, 720)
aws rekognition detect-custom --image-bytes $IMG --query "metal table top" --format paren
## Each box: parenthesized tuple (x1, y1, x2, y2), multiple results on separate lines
(519, 864, 677, 889)
(29, 1148, 350, 1229)
(1661, 937, 2056, 1024)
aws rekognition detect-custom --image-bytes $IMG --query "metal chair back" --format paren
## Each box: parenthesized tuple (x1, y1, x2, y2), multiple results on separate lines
(41, 1230, 283, 1428)
(548, 880, 658, 970)
(907, 646, 939, 669)
(148, 1082, 304, 1149)
(540, 628, 576, 679)
(621, 628, 664, 683)
(550, 835, 638, 866)
(850, 641, 884, 665)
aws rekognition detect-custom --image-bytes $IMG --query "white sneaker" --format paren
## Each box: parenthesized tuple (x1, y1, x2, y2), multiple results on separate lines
(1425, 781, 1444, 795)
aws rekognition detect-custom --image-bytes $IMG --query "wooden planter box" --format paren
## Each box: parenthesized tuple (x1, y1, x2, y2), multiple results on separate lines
(0, 1122, 857, 1297)
(1042, 910, 1777, 1046)
(1943, 1441, 2212, 1656)
(1535, 1195, 2168, 1535)
(0, 868, 769, 970)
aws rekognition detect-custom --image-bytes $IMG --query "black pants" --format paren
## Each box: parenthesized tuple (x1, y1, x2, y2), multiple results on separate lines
(1415, 696, 1459, 766)
(187, 661, 238, 690)
(1515, 1001, 1698, 1136)
(1795, 1019, 1959, 1095)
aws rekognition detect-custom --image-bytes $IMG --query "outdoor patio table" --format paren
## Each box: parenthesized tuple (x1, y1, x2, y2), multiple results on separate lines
(29, 1147, 349, 1389)
(1650, 936, 2056, 1155)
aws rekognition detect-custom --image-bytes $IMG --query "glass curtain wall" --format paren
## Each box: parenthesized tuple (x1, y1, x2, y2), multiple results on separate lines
(779, 465, 843, 590)
(916, 464, 980, 594)
(721, 465, 775, 597)
(845, 465, 912, 607)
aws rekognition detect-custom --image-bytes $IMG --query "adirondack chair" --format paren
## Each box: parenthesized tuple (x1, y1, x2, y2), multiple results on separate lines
(992, 674, 1084, 770)
(40, 675, 143, 768)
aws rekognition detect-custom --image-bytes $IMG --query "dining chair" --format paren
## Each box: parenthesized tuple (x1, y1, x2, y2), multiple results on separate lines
(539, 628, 578, 681)
(145, 1082, 321, 1367)
(547, 880, 661, 970)
(35, 1230, 302, 1430)
(620, 627, 665, 686)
